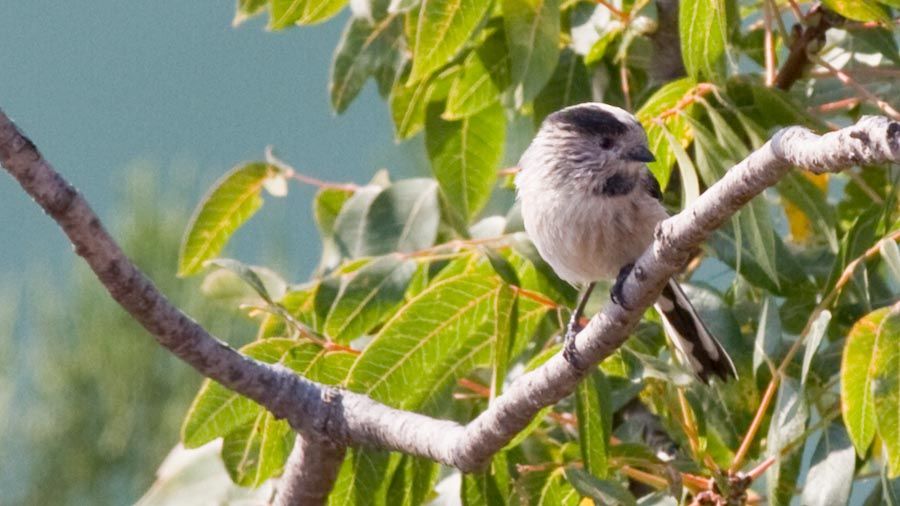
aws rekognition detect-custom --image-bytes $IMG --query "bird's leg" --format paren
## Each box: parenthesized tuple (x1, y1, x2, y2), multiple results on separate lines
(610, 262, 634, 310)
(564, 282, 595, 370)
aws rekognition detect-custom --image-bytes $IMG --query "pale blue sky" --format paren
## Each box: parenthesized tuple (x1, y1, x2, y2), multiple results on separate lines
(0, 1, 425, 279)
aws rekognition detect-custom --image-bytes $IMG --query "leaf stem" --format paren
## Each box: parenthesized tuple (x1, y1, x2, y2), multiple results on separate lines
(730, 229, 900, 472)
(812, 56, 900, 120)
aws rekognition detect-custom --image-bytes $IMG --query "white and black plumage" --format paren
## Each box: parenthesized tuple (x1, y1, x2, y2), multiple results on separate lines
(515, 103, 736, 382)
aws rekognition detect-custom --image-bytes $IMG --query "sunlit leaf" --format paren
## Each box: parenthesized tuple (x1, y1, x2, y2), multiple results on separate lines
(636, 78, 696, 190)
(390, 65, 459, 140)
(445, 29, 511, 119)
(330, 14, 405, 113)
(842, 306, 892, 456)
(361, 179, 441, 256)
(347, 263, 506, 409)
(752, 297, 781, 378)
(821, 0, 890, 22)
(801, 423, 855, 506)
(221, 410, 291, 487)
(234, 0, 267, 26)
(680, 0, 727, 80)
(328, 449, 398, 506)
(325, 255, 417, 342)
(575, 371, 612, 478)
(269, 0, 348, 29)
(181, 339, 322, 448)
(502, 0, 561, 107)
(425, 101, 505, 222)
(408, 0, 491, 83)
(873, 308, 900, 476)
(178, 163, 283, 277)
(880, 238, 900, 283)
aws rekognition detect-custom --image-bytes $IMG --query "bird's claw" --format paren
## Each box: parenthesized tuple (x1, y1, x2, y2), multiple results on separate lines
(610, 263, 635, 310)
(563, 319, 587, 371)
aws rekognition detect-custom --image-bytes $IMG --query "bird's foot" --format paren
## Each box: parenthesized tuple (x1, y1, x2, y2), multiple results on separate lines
(563, 318, 587, 371)
(610, 263, 635, 310)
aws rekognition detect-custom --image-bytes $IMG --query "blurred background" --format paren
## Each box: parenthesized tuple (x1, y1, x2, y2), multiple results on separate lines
(0, 2, 424, 503)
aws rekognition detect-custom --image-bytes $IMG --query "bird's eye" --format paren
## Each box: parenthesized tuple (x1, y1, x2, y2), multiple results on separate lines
(599, 137, 614, 149)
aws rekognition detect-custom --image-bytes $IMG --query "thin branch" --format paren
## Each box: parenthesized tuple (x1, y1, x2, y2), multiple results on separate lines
(812, 56, 900, 120)
(0, 109, 897, 499)
(774, 5, 838, 91)
(275, 434, 346, 506)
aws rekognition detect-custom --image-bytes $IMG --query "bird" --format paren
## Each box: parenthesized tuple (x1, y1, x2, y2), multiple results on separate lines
(514, 102, 736, 382)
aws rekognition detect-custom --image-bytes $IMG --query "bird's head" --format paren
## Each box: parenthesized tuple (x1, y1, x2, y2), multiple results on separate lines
(518, 103, 655, 183)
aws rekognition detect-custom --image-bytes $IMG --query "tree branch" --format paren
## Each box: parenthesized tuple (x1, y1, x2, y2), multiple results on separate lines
(774, 4, 840, 90)
(0, 108, 897, 500)
(275, 434, 346, 506)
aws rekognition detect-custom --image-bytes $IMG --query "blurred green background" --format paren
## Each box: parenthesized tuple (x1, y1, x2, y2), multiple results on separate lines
(0, 2, 423, 503)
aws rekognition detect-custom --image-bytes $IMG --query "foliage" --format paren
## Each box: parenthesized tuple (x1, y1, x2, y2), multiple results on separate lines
(171, 0, 900, 503)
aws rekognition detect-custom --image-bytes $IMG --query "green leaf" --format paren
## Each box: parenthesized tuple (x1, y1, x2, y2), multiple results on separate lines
(679, 0, 727, 80)
(502, 0, 561, 107)
(490, 283, 517, 399)
(333, 185, 384, 259)
(881, 238, 900, 284)
(201, 262, 287, 308)
(205, 258, 283, 304)
(821, 0, 890, 22)
(766, 377, 808, 506)
(752, 297, 781, 378)
(360, 179, 441, 256)
(533, 48, 592, 127)
(347, 265, 505, 409)
(575, 371, 612, 478)
(325, 255, 417, 342)
(408, 0, 491, 83)
(328, 449, 398, 506)
(873, 307, 900, 476)
(425, 101, 505, 222)
(181, 339, 324, 448)
(801, 310, 832, 385)
(850, 26, 900, 65)
(330, 14, 404, 114)
(636, 78, 696, 190)
(178, 163, 283, 277)
(842, 307, 892, 457)
(314, 187, 354, 272)
(332, 179, 440, 260)
(462, 468, 507, 506)
(387, 456, 440, 506)
(445, 29, 511, 119)
(390, 65, 459, 140)
(564, 468, 636, 506)
(221, 410, 292, 487)
(658, 121, 700, 207)
(234, 0, 268, 26)
(801, 423, 855, 506)
(269, 0, 348, 29)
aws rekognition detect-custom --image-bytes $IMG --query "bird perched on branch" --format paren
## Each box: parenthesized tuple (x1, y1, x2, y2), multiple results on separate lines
(515, 103, 736, 382)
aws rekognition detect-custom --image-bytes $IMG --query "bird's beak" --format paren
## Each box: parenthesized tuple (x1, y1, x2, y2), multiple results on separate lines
(625, 146, 656, 163)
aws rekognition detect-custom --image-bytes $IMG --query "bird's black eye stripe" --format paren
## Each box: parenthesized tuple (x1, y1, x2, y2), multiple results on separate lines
(599, 137, 614, 149)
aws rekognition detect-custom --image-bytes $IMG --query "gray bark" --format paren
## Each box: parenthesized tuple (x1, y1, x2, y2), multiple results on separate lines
(0, 108, 897, 502)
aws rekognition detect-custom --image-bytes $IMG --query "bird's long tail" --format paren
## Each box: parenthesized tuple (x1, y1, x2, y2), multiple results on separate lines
(654, 279, 737, 382)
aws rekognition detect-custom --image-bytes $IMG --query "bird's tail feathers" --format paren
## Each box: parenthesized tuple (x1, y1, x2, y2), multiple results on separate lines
(654, 279, 737, 382)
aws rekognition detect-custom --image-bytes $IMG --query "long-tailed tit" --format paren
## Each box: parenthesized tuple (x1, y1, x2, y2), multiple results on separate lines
(515, 103, 736, 382)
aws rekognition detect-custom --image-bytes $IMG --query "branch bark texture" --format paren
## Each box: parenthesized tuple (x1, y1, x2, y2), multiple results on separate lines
(0, 108, 897, 501)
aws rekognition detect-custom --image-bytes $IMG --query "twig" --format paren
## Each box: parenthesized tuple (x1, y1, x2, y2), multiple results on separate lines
(764, 0, 777, 86)
(595, 0, 629, 21)
(812, 56, 900, 120)
(774, 5, 837, 91)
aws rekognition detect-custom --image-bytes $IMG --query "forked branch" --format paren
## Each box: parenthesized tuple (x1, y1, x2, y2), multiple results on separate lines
(0, 108, 897, 505)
